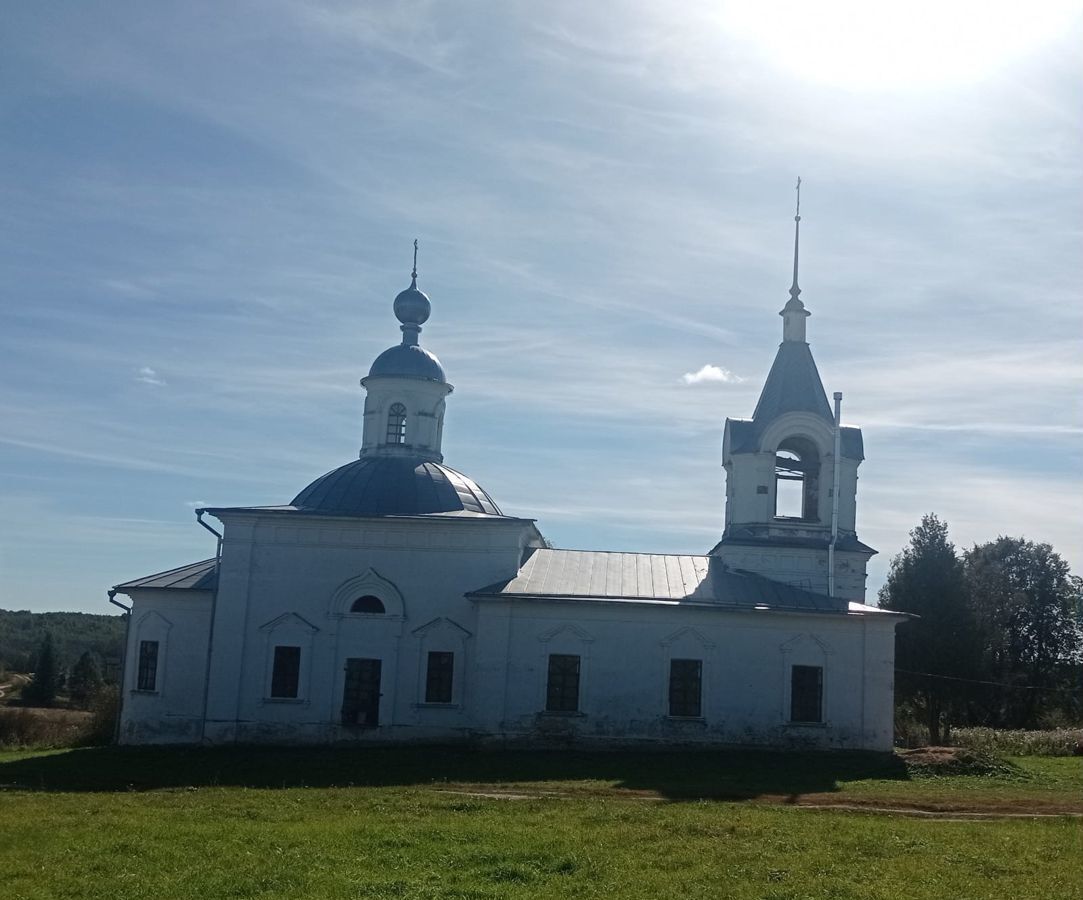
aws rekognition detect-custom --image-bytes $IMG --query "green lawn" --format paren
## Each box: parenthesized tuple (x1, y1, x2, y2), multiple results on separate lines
(1, 747, 1080, 899)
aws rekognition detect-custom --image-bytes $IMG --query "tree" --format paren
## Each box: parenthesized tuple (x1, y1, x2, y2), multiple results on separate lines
(68, 651, 104, 710)
(22, 631, 59, 708)
(964, 537, 1083, 728)
(879, 514, 979, 744)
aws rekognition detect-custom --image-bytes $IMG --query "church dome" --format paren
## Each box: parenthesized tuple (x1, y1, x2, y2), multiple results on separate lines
(291, 456, 502, 517)
(367, 343, 446, 381)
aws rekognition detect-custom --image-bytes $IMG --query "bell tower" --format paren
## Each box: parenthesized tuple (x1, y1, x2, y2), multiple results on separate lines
(359, 241, 453, 462)
(710, 183, 875, 601)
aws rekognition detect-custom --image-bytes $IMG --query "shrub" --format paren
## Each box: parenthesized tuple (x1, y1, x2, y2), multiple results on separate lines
(0, 708, 89, 749)
(949, 727, 1082, 757)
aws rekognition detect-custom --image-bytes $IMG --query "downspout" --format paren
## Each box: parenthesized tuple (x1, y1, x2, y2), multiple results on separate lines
(196, 509, 223, 744)
(828, 392, 842, 599)
(107, 589, 132, 745)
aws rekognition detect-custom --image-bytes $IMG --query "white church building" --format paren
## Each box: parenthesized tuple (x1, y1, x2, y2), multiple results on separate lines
(112, 219, 905, 751)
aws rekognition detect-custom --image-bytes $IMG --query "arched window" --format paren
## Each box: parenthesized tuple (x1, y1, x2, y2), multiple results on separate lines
(774, 437, 820, 521)
(385, 403, 407, 445)
(350, 595, 386, 614)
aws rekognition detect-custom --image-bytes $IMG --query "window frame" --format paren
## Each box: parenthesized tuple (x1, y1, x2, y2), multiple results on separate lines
(790, 664, 824, 724)
(385, 402, 408, 445)
(668, 658, 703, 718)
(545, 653, 581, 713)
(423, 650, 455, 705)
(269, 645, 302, 700)
(136, 639, 159, 692)
(350, 594, 386, 615)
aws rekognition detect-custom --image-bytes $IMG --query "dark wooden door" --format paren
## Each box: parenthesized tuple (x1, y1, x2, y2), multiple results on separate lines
(342, 658, 381, 726)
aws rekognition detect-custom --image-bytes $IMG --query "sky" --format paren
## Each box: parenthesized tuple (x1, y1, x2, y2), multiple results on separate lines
(1, 1, 1081, 614)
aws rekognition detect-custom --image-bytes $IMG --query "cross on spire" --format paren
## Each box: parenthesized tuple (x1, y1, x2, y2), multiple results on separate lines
(411, 238, 419, 283)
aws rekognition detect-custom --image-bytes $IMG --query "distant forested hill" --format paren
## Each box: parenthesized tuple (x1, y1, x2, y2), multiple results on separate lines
(0, 609, 126, 675)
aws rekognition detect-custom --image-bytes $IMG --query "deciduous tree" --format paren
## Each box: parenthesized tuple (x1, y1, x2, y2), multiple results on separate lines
(964, 537, 1083, 728)
(879, 514, 978, 744)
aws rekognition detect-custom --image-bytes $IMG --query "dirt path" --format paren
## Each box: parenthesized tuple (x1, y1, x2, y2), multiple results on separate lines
(0, 673, 30, 700)
(431, 787, 1083, 820)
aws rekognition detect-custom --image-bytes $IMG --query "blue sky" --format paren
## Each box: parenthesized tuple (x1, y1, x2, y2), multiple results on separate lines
(2, 1, 1080, 614)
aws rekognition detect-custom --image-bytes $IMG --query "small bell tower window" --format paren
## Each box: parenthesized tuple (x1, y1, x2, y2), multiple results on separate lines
(386, 403, 407, 445)
(774, 437, 820, 521)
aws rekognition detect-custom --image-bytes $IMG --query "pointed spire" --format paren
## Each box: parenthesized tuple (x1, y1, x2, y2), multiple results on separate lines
(780, 177, 811, 343)
(411, 238, 419, 285)
(790, 177, 801, 302)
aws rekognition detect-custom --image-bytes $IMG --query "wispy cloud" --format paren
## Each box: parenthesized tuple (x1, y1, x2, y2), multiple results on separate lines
(136, 366, 165, 386)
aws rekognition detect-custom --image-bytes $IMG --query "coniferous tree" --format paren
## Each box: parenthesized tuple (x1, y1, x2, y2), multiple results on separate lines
(68, 651, 104, 709)
(879, 514, 979, 744)
(23, 631, 59, 707)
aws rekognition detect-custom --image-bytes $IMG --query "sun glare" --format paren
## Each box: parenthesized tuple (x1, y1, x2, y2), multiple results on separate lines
(721, 0, 1079, 89)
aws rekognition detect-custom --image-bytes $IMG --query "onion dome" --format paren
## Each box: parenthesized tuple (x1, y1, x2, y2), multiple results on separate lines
(365, 240, 447, 382)
(368, 343, 446, 381)
(291, 456, 502, 517)
(393, 277, 431, 327)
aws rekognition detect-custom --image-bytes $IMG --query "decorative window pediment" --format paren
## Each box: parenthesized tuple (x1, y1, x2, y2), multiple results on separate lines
(412, 617, 472, 640)
(332, 568, 405, 618)
(779, 632, 833, 655)
(259, 612, 320, 634)
(537, 623, 594, 644)
(660, 626, 715, 650)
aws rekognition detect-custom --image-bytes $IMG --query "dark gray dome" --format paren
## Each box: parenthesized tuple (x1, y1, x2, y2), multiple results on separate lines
(291, 456, 502, 517)
(368, 343, 446, 381)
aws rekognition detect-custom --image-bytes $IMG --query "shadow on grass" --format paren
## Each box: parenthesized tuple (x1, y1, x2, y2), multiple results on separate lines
(0, 744, 909, 798)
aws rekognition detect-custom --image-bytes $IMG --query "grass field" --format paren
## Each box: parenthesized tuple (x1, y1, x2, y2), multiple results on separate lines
(1, 746, 1080, 899)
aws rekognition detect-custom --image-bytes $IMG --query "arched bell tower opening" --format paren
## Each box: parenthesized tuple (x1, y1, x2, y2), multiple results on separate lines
(774, 436, 820, 521)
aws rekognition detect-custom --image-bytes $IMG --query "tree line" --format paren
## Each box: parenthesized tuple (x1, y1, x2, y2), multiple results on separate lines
(879, 514, 1082, 744)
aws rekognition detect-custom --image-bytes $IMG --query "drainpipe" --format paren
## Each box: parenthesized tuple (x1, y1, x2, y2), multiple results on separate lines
(107, 589, 131, 745)
(828, 392, 842, 599)
(196, 509, 223, 745)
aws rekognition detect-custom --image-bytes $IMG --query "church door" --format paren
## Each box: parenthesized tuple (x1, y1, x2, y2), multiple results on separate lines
(342, 658, 382, 726)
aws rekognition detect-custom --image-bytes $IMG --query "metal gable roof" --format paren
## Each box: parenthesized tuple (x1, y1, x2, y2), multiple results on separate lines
(470, 548, 851, 613)
(114, 558, 218, 592)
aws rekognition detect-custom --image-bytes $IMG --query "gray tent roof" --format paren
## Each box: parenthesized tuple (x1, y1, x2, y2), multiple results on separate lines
(470, 548, 853, 613)
(114, 558, 217, 592)
(753, 341, 832, 423)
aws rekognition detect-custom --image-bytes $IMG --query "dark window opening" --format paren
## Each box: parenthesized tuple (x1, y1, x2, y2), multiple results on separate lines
(425, 651, 454, 703)
(774, 437, 820, 521)
(270, 645, 301, 699)
(669, 658, 703, 717)
(386, 402, 407, 444)
(790, 664, 823, 723)
(546, 653, 580, 712)
(350, 595, 385, 614)
(136, 640, 159, 691)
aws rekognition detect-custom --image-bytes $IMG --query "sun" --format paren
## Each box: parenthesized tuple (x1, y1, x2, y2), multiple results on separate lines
(719, 0, 1079, 90)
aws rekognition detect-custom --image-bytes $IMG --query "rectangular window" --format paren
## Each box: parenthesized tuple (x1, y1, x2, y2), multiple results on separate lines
(425, 651, 454, 704)
(668, 658, 702, 717)
(790, 665, 823, 723)
(270, 645, 301, 699)
(545, 653, 580, 712)
(136, 640, 159, 691)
